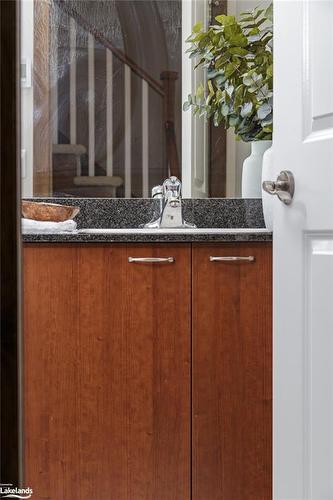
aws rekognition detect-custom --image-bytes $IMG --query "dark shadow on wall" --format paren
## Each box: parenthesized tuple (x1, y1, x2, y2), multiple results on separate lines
(0, 0, 20, 486)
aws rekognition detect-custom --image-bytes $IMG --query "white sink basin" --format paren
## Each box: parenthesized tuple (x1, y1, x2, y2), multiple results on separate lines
(79, 227, 270, 235)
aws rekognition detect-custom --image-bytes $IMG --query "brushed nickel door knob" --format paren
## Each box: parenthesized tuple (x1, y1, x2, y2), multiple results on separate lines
(262, 170, 295, 205)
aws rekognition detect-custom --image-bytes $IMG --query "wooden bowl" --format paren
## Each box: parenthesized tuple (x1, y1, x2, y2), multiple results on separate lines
(22, 201, 80, 222)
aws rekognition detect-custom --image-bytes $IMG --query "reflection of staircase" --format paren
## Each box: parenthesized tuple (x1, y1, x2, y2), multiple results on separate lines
(52, 143, 123, 198)
(53, 143, 86, 177)
(52, 0, 180, 198)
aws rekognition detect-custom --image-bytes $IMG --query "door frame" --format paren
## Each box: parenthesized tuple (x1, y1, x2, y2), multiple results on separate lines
(0, 0, 21, 485)
(181, 0, 209, 198)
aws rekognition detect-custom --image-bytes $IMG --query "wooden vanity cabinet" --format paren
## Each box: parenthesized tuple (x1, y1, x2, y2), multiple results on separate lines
(23, 242, 272, 500)
(23, 244, 191, 500)
(192, 243, 272, 500)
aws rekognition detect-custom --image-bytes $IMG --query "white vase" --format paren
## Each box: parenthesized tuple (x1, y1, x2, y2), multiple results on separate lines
(241, 140, 272, 198)
(261, 144, 274, 230)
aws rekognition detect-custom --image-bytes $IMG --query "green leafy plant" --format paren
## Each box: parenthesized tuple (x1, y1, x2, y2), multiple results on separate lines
(183, 3, 273, 142)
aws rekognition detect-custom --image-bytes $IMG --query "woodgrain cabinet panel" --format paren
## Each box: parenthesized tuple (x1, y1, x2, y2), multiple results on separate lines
(192, 243, 272, 500)
(24, 241, 272, 500)
(23, 244, 191, 500)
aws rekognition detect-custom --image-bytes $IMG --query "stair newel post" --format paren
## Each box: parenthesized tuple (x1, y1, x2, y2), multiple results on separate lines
(160, 71, 180, 180)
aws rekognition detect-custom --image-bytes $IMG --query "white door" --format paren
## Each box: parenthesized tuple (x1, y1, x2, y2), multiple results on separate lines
(274, 1, 333, 498)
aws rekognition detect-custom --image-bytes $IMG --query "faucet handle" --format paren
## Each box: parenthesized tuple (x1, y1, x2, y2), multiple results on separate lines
(151, 185, 163, 199)
(163, 176, 182, 198)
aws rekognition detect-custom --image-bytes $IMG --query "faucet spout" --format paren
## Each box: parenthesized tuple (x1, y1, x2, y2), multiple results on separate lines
(160, 176, 183, 228)
(144, 176, 196, 229)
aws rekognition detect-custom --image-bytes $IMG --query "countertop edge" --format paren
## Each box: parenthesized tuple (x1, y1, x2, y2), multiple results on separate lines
(22, 232, 273, 243)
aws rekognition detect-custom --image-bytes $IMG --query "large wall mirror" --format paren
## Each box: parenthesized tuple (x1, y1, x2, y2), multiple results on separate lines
(21, 0, 271, 199)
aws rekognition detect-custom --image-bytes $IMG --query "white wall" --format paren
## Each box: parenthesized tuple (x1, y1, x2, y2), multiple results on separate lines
(182, 0, 209, 198)
(226, 0, 270, 197)
(21, 0, 34, 197)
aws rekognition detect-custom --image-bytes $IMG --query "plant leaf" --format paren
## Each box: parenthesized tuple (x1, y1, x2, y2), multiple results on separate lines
(192, 21, 203, 33)
(215, 14, 236, 26)
(183, 101, 191, 112)
(221, 103, 229, 116)
(226, 84, 234, 97)
(257, 103, 272, 119)
(267, 64, 273, 77)
(207, 79, 215, 96)
(265, 3, 273, 22)
(229, 47, 248, 56)
(196, 83, 205, 99)
(240, 102, 253, 117)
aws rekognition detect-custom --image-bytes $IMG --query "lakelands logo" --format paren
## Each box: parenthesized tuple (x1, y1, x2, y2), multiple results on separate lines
(0, 484, 33, 499)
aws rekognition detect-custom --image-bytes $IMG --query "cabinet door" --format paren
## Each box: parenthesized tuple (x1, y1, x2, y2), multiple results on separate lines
(192, 243, 272, 500)
(24, 244, 191, 500)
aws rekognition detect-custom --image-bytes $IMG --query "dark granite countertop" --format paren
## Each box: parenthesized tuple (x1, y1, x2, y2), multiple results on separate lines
(23, 229, 272, 244)
(22, 198, 272, 243)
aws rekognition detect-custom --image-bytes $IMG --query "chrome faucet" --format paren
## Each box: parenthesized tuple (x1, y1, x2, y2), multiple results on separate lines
(144, 176, 196, 229)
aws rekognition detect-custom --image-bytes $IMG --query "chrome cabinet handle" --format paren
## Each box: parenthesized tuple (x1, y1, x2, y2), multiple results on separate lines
(128, 257, 175, 263)
(262, 170, 295, 205)
(209, 256, 255, 262)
